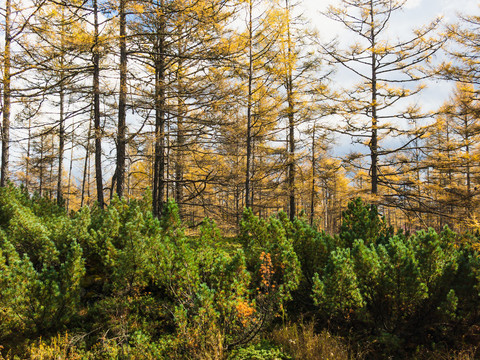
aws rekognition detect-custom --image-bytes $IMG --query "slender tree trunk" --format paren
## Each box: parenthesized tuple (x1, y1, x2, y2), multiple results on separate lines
(250, 134, 255, 211)
(370, 1, 378, 195)
(66, 118, 75, 211)
(57, 81, 65, 204)
(1, 0, 11, 187)
(81, 114, 93, 207)
(39, 135, 44, 197)
(175, 39, 185, 214)
(26, 117, 32, 191)
(49, 134, 54, 199)
(175, 101, 184, 214)
(245, 0, 253, 210)
(286, 0, 295, 220)
(166, 113, 171, 200)
(465, 117, 471, 216)
(93, 0, 104, 207)
(153, 0, 166, 217)
(56, 6, 66, 205)
(310, 124, 316, 226)
(87, 144, 91, 200)
(116, 0, 127, 197)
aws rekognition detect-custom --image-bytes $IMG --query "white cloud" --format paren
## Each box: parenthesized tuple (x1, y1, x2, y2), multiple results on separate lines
(404, 0, 422, 9)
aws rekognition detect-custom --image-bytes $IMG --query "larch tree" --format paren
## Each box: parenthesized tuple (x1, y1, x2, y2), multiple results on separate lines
(0, 0, 47, 187)
(284, 0, 296, 221)
(115, 0, 128, 197)
(27, 0, 90, 205)
(323, 0, 443, 198)
(271, 0, 330, 221)
(237, 0, 284, 212)
(425, 82, 480, 225)
(93, 0, 106, 207)
(128, 0, 234, 218)
(443, 7, 480, 87)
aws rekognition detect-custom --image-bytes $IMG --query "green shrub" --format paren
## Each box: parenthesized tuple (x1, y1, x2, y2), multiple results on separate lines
(311, 198, 479, 356)
(0, 186, 85, 346)
(240, 210, 301, 315)
(339, 197, 394, 247)
(228, 343, 291, 360)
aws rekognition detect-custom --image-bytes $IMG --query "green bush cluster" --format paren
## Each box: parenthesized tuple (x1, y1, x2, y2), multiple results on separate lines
(0, 187, 300, 359)
(0, 186, 84, 343)
(1, 188, 480, 359)
(290, 198, 480, 356)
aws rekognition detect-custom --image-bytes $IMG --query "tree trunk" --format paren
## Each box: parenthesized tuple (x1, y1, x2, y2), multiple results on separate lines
(39, 135, 44, 197)
(93, 0, 104, 207)
(175, 101, 184, 214)
(245, 0, 253, 210)
(57, 81, 65, 204)
(81, 114, 93, 207)
(310, 124, 316, 226)
(66, 118, 75, 211)
(153, 0, 166, 217)
(1, 0, 11, 187)
(56, 6, 66, 205)
(286, 0, 295, 220)
(26, 117, 32, 191)
(116, 0, 127, 197)
(370, 0, 378, 195)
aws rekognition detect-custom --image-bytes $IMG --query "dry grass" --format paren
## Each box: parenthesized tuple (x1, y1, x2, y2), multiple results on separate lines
(414, 347, 477, 360)
(270, 321, 363, 360)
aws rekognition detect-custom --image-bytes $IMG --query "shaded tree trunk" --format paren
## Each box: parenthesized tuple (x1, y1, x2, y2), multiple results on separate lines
(245, 0, 253, 210)
(285, 0, 295, 220)
(93, 0, 104, 207)
(116, 0, 127, 197)
(81, 115, 93, 207)
(57, 81, 65, 204)
(310, 124, 316, 226)
(370, 0, 378, 195)
(153, 0, 166, 217)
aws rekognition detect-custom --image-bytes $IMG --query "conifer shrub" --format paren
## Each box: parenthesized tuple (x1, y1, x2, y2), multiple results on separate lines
(0, 186, 85, 348)
(3, 188, 480, 359)
(81, 200, 278, 358)
(239, 209, 301, 318)
(228, 342, 291, 360)
(339, 197, 394, 247)
(310, 197, 480, 356)
(279, 213, 337, 314)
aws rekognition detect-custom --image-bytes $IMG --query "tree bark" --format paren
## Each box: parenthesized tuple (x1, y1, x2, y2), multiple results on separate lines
(245, 0, 253, 210)
(370, 0, 378, 195)
(56, 5, 66, 205)
(93, 0, 104, 207)
(116, 0, 127, 197)
(310, 124, 316, 226)
(81, 114, 93, 207)
(1, 0, 11, 187)
(286, 0, 295, 220)
(153, 0, 166, 217)
(57, 80, 65, 204)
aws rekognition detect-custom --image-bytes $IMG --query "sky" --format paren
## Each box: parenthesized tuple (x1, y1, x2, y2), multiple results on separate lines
(301, 0, 479, 31)
(294, 0, 480, 156)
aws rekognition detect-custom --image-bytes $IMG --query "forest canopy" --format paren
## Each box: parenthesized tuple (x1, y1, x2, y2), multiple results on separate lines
(0, 0, 479, 232)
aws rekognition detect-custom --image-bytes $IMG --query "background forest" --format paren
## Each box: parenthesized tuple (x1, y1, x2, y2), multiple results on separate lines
(1, 0, 480, 232)
(2, 0, 480, 358)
